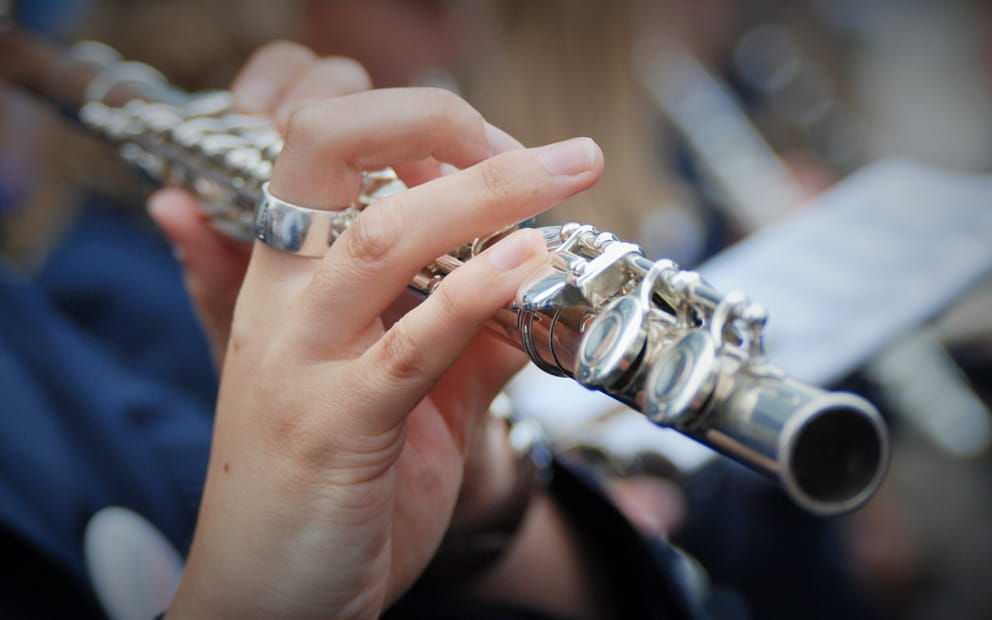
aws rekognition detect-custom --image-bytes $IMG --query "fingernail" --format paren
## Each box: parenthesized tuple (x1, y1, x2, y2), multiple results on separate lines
(146, 192, 169, 221)
(146, 193, 183, 262)
(485, 122, 524, 154)
(233, 79, 277, 113)
(488, 229, 544, 271)
(537, 137, 598, 176)
(439, 163, 460, 176)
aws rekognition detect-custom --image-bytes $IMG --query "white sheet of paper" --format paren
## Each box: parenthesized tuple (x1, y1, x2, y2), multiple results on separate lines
(698, 159, 992, 386)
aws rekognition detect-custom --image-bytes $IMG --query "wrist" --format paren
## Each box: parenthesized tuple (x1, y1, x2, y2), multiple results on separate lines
(458, 484, 610, 620)
(421, 415, 551, 586)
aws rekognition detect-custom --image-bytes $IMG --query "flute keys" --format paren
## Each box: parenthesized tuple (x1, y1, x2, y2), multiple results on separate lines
(576, 296, 647, 388)
(182, 90, 234, 117)
(643, 329, 718, 427)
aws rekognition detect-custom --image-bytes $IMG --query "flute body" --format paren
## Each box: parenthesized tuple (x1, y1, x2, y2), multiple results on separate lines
(0, 29, 889, 515)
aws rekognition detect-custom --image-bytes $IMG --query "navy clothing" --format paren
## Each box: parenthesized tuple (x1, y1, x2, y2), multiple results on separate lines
(0, 205, 215, 613)
(0, 204, 700, 618)
(388, 461, 703, 620)
(673, 462, 870, 620)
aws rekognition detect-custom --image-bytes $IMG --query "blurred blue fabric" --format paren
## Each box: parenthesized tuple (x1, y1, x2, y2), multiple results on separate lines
(0, 202, 215, 601)
(16, 0, 92, 39)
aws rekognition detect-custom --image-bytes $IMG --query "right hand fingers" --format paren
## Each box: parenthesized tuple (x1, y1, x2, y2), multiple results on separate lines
(244, 87, 522, 288)
(150, 41, 374, 360)
(268, 137, 603, 442)
(269, 87, 522, 210)
(343, 227, 551, 439)
(294, 137, 602, 356)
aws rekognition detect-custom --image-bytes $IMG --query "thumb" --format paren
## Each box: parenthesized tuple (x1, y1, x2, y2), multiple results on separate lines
(147, 189, 252, 365)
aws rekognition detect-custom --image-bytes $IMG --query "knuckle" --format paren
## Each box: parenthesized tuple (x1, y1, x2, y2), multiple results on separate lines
(344, 210, 396, 267)
(430, 281, 463, 324)
(286, 98, 325, 128)
(423, 86, 458, 113)
(422, 87, 481, 126)
(261, 398, 335, 470)
(476, 158, 516, 201)
(283, 100, 328, 152)
(418, 87, 486, 157)
(378, 323, 428, 384)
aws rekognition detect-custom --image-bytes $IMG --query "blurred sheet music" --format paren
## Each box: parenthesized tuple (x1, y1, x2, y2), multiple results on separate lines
(699, 159, 992, 386)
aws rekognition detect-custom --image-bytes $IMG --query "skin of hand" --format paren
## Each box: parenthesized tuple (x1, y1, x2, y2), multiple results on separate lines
(148, 41, 375, 366)
(153, 43, 605, 618)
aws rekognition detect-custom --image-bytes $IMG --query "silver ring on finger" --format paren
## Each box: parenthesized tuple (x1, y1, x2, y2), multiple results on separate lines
(254, 182, 360, 257)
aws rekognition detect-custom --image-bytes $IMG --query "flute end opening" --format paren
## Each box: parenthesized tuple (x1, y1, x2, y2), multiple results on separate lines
(784, 398, 889, 516)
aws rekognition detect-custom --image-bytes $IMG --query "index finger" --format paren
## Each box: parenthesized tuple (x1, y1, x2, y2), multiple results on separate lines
(269, 87, 522, 210)
(291, 138, 603, 352)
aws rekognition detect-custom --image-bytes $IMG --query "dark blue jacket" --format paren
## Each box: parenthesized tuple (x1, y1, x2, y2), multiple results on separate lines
(0, 204, 215, 615)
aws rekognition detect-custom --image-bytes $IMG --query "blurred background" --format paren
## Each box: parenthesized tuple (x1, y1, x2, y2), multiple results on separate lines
(2, 0, 992, 618)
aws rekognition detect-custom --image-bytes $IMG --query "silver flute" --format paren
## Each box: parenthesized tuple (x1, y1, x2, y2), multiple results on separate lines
(0, 27, 888, 516)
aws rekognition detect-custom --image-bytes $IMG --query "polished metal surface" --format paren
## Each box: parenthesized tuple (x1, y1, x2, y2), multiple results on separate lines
(0, 29, 891, 515)
(255, 182, 360, 255)
(644, 329, 718, 427)
(576, 295, 648, 388)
